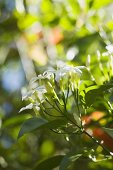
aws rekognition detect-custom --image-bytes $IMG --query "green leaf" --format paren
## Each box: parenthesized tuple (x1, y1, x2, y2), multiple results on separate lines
(78, 66, 93, 81)
(73, 113, 81, 126)
(45, 118, 68, 129)
(34, 155, 64, 170)
(59, 153, 82, 170)
(18, 14, 38, 30)
(3, 115, 30, 127)
(84, 84, 113, 107)
(18, 118, 67, 139)
(92, 0, 113, 9)
(85, 86, 103, 107)
(18, 118, 47, 139)
(103, 127, 113, 138)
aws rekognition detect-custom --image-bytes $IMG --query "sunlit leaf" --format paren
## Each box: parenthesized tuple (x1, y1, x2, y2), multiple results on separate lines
(92, 0, 113, 9)
(18, 14, 38, 29)
(3, 115, 30, 127)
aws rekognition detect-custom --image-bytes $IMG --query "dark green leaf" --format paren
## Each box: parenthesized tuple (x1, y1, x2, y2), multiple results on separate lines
(18, 118, 67, 139)
(34, 155, 64, 170)
(85, 84, 113, 107)
(18, 117, 47, 139)
(59, 153, 82, 170)
(45, 118, 68, 129)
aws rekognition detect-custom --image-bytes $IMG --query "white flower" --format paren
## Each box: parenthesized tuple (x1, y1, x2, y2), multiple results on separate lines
(106, 44, 113, 53)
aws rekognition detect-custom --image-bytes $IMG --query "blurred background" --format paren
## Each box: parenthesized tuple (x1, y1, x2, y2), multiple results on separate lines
(1, 0, 113, 169)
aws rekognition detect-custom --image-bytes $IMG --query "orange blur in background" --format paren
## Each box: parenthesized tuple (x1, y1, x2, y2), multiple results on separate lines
(82, 111, 113, 152)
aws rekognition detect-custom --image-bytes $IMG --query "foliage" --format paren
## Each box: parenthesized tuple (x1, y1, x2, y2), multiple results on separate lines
(19, 52, 113, 169)
(1, 0, 113, 170)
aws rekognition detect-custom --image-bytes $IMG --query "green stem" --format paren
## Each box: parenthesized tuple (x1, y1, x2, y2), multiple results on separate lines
(83, 129, 112, 155)
(65, 79, 70, 105)
(60, 95, 111, 155)
(46, 92, 112, 155)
